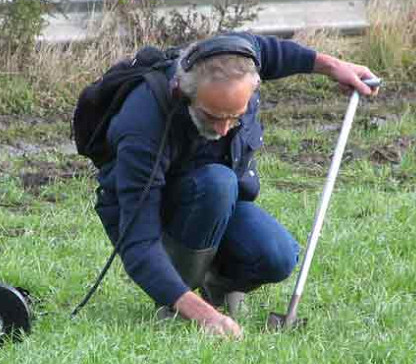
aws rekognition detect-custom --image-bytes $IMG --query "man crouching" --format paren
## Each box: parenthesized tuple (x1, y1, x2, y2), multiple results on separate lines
(94, 32, 378, 338)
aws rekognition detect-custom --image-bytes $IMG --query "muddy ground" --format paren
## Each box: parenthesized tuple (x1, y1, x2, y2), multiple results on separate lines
(0, 84, 414, 193)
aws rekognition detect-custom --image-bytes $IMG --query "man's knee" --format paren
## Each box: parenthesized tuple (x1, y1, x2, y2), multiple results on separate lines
(262, 238, 299, 282)
(197, 164, 238, 210)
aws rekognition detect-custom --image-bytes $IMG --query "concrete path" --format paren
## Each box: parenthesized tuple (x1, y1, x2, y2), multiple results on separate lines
(239, 0, 367, 35)
(40, 0, 368, 43)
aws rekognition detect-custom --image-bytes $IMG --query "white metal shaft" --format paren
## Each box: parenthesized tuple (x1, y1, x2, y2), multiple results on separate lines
(293, 90, 360, 297)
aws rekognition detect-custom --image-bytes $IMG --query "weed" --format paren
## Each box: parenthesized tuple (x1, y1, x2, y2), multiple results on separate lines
(362, 0, 416, 80)
(213, 0, 260, 33)
(0, 75, 36, 114)
(0, 0, 51, 70)
(111, 0, 259, 46)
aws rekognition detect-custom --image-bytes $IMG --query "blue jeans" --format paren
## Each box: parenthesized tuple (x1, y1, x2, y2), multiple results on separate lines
(163, 163, 300, 291)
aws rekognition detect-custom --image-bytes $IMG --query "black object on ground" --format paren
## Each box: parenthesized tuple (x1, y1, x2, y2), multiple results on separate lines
(0, 284, 31, 344)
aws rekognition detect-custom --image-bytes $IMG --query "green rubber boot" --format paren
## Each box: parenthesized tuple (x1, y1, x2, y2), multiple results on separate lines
(201, 270, 250, 318)
(157, 234, 217, 320)
(162, 234, 217, 290)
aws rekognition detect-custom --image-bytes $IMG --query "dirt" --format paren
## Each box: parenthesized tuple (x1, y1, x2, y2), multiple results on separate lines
(263, 82, 416, 112)
(1, 147, 90, 195)
(0, 113, 75, 157)
(0, 87, 414, 193)
(0, 112, 93, 193)
(0, 142, 77, 158)
(18, 160, 91, 194)
(261, 82, 415, 177)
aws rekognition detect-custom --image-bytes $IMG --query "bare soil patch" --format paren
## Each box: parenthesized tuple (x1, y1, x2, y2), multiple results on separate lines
(0, 86, 414, 193)
(18, 160, 91, 194)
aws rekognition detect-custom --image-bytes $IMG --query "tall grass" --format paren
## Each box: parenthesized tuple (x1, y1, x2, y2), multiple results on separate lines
(0, 0, 261, 115)
(292, 0, 416, 81)
(0, 5, 133, 114)
(363, 0, 416, 80)
(0, 1, 415, 116)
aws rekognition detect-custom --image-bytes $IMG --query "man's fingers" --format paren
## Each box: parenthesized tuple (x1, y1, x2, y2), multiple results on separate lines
(357, 68, 380, 96)
(351, 75, 372, 96)
(337, 62, 380, 96)
(370, 86, 379, 96)
(341, 74, 380, 96)
(204, 323, 225, 336)
(203, 314, 243, 339)
(174, 292, 242, 339)
(220, 316, 243, 339)
(355, 77, 380, 96)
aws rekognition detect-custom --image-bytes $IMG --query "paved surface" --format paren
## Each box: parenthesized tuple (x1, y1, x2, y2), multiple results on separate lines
(39, 1, 368, 42)
(240, 0, 367, 35)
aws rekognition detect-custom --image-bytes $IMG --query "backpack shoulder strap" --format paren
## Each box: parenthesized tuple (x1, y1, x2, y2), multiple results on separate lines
(143, 70, 172, 117)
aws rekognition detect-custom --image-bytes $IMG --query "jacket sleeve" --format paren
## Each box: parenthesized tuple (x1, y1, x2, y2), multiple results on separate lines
(253, 33, 317, 80)
(107, 84, 189, 306)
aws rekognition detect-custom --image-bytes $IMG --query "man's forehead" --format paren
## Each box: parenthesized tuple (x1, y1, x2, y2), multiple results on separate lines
(196, 77, 254, 111)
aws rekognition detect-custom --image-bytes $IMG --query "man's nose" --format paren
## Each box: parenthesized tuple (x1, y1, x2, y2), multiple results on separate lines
(213, 120, 232, 136)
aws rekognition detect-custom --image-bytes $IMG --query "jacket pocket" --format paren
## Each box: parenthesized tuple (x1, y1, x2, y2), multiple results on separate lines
(237, 122, 263, 201)
(241, 121, 263, 170)
(247, 124, 263, 150)
(238, 158, 260, 201)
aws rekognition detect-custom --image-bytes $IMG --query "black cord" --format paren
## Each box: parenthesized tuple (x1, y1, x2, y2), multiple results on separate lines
(71, 103, 178, 318)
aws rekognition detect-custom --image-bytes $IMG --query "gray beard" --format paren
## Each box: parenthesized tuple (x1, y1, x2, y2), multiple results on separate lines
(188, 106, 221, 141)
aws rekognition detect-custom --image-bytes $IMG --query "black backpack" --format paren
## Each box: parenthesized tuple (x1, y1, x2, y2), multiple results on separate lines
(72, 46, 179, 167)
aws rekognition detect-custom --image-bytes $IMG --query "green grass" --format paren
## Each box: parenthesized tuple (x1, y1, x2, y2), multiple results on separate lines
(1, 161, 415, 363)
(0, 76, 415, 363)
(0, 75, 37, 115)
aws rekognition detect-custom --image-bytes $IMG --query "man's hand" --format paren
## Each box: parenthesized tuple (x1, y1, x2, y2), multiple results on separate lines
(313, 53, 379, 97)
(173, 291, 242, 339)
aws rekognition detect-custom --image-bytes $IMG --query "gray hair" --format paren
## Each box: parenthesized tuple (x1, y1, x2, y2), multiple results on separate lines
(175, 43, 261, 100)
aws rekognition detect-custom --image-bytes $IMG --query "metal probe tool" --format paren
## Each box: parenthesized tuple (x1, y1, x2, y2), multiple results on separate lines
(267, 78, 382, 330)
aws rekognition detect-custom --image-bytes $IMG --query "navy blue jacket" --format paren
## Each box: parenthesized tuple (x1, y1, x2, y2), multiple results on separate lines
(95, 32, 316, 305)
